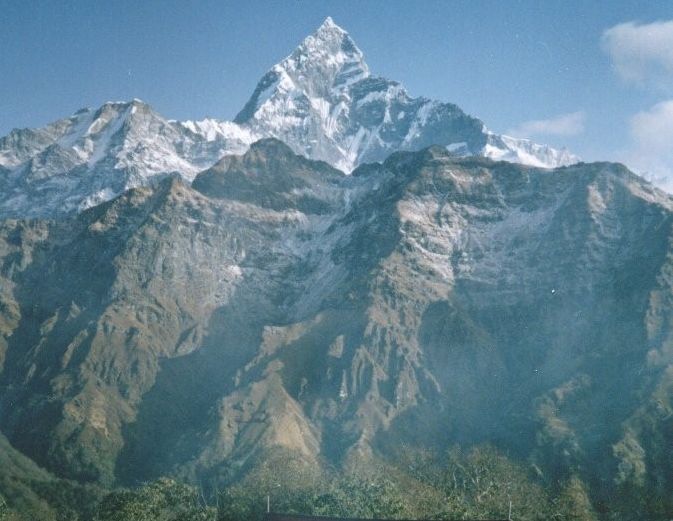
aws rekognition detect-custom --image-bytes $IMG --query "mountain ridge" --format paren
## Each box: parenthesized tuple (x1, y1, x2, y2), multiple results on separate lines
(0, 18, 577, 219)
(5, 17, 673, 520)
(1, 142, 671, 511)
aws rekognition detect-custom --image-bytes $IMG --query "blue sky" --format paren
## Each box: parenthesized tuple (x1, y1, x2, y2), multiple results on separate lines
(2, 1, 673, 184)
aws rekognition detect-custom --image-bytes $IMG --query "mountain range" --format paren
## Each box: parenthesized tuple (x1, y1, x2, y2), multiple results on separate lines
(0, 17, 576, 219)
(0, 17, 671, 521)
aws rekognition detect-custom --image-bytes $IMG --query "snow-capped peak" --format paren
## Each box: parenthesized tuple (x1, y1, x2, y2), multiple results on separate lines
(318, 16, 341, 31)
(481, 131, 579, 168)
(232, 18, 579, 173)
(0, 100, 254, 218)
(235, 18, 368, 125)
(0, 18, 581, 218)
(279, 17, 369, 93)
(293, 17, 369, 87)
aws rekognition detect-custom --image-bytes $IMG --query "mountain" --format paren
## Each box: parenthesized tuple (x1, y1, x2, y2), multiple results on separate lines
(0, 140, 671, 518)
(0, 18, 577, 219)
(0, 100, 253, 218)
(234, 17, 577, 172)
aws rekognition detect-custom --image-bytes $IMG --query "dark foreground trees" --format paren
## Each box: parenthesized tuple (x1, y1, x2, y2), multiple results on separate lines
(94, 478, 217, 521)
(2, 443, 637, 520)
(90, 445, 599, 521)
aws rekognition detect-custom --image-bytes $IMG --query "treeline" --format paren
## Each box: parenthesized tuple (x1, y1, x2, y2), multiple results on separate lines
(2, 444, 668, 521)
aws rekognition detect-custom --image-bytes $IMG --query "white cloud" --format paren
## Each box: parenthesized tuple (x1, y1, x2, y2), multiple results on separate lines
(622, 100, 673, 191)
(631, 100, 673, 151)
(507, 111, 585, 138)
(601, 20, 673, 86)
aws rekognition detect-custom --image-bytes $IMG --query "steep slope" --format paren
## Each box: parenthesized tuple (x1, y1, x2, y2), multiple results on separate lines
(234, 17, 578, 172)
(0, 18, 577, 219)
(0, 140, 352, 485)
(0, 100, 253, 218)
(0, 432, 103, 520)
(0, 142, 672, 518)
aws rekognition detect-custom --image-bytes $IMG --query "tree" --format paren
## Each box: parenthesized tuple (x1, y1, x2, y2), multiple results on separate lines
(0, 495, 8, 521)
(217, 457, 413, 521)
(310, 474, 409, 519)
(553, 476, 597, 521)
(0, 494, 25, 521)
(95, 478, 216, 521)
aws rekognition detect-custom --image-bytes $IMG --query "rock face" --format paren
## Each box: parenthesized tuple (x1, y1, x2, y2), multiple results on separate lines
(0, 100, 253, 218)
(0, 18, 576, 219)
(0, 140, 671, 509)
(235, 17, 578, 173)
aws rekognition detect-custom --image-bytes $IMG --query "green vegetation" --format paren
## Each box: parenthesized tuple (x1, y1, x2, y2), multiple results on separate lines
(92, 446, 598, 521)
(218, 456, 409, 521)
(94, 478, 216, 521)
(6, 443, 671, 521)
(0, 495, 8, 520)
(0, 493, 28, 521)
